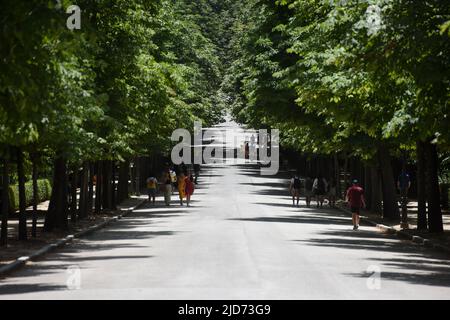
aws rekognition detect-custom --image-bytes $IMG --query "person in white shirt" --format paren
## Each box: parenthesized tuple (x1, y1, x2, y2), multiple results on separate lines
(313, 174, 328, 208)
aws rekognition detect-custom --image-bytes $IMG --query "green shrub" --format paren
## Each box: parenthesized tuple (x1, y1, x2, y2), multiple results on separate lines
(8, 179, 52, 213)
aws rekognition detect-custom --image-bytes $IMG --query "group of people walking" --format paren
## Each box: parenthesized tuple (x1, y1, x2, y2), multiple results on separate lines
(146, 162, 200, 207)
(289, 173, 365, 230)
(289, 174, 338, 209)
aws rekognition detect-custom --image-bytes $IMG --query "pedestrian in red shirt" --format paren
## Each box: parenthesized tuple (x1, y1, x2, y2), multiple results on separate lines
(346, 179, 366, 230)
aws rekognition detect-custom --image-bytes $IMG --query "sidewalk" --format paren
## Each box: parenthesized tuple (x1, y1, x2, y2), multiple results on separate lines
(336, 200, 450, 254)
(0, 195, 147, 274)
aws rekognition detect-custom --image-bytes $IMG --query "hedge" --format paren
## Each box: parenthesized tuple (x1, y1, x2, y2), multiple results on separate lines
(8, 179, 52, 213)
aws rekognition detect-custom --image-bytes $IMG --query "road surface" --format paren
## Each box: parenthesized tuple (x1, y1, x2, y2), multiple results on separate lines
(1, 119, 450, 299)
(1, 163, 450, 299)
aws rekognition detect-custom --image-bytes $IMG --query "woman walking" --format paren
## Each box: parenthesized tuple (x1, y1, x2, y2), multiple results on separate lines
(163, 168, 172, 206)
(185, 173, 195, 207)
(178, 172, 186, 206)
(328, 178, 337, 207)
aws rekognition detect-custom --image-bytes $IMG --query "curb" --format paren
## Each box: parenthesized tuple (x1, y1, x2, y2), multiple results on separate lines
(335, 206, 450, 256)
(0, 198, 147, 277)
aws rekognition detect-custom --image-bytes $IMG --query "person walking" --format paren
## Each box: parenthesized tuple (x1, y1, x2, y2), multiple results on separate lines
(313, 174, 328, 208)
(185, 173, 195, 207)
(170, 167, 177, 195)
(193, 163, 200, 185)
(146, 174, 158, 205)
(162, 168, 172, 206)
(289, 173, 301, 207)
(397, 165, 411, 226)
(304, 175, 314, 208)
(181, 162, 188, 176)
(346, 179, 366, 230)
(178, 172, 186, 206)
(328, 178, 337, 208)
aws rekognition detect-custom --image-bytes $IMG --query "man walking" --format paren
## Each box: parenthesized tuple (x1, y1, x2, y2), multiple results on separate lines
(146, 174, 158, 205)
(194, 163, 200, 185)
(346, 179, 366, 230)
(397, 166, 411, 227)
(289, 173, 301, 207)
(304, 175, 314, 208)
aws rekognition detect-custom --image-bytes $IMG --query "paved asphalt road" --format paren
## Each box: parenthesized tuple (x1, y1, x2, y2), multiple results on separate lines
(1, 162, 450, 300)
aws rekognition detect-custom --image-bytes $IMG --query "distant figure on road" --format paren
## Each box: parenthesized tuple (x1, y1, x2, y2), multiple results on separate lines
(178, 172, 186, 206)
(397, 165, 411, 226)
(346, 179, 366, 230)
(185, 172, 195, 207)
(313, 174, 328, 208)
(304, 175, 314, 208)
(289, 173, 301, 207)
(181, 162, 188, 176)
(397, 166, 411, 205)
(146, 174, 158, 205)
(328, 178, 337, 208)
(245, 142, 250, 159)
(163, 169, 172, 206)
(194, 163, 201, 184)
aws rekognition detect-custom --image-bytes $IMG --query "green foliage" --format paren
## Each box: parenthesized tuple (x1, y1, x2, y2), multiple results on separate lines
(224, 0, 450, 162)
(1, 0, 230, 167)
(8, 179, 52, 212)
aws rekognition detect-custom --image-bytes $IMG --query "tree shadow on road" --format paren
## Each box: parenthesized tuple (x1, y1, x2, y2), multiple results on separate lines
(251, 188, 291, 197)
(0, 283, 66, 295)
(0, 208, 182, 295)
(294, 228, 450, 287)
(228, 214, 351, 226)
(239, 182, 288, 188)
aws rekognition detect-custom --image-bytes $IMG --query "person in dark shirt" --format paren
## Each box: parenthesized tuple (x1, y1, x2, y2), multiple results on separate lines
(397, 167, 411, 204)
(289, 173, 301, 207)
(193, 163, 200, 185)
(346, 179, 366, 230)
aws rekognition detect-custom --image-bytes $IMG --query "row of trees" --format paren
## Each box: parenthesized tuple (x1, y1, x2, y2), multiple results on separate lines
(0, 0, 227, 245)
(223, 0, 449, 232)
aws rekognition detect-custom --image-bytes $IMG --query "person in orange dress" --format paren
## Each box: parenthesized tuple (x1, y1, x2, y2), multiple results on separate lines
(178, 172, 186, 206)
(185, 173, 195, 207)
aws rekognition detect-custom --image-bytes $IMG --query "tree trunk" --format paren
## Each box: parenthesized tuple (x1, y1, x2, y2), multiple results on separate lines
(87, 162, 94, 216)
(102, 160, 112, 210)
(343, 153, 349, 199)
(17, 148, 27, 240)
(70, 166, 78, 223)
(135, 157, 140, 196)
(44, 157, 69, 232)
(334, 153, 341, 198)
(111, 162, 117, 210)
(95, 160, 103, 214)
(364, 165, 372, 210)
(78, 162, 89, 219)
(327, 157, 333, 184)
(370, 166, 382, 215)
(31, 155, 39, 237)
(1, 156, 10, 246)
(378, 147, 400, 221)
(117, 159, 130, 203)
(416, 140, 427, 230)
(424, 140, 443, 232)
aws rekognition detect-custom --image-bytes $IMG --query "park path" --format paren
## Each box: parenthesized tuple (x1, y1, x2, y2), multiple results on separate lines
(1, 120, 450, 299)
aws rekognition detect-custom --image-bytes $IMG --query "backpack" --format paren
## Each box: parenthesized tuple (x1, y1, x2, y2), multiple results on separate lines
(147, 178, 156, 189)
(293, 177, 301, 189)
